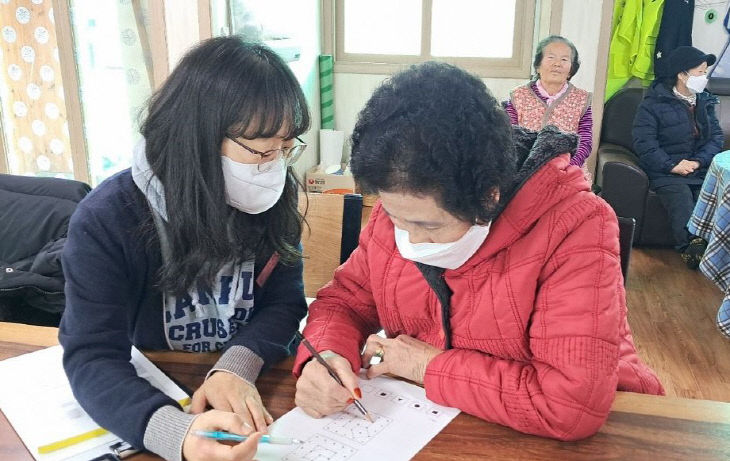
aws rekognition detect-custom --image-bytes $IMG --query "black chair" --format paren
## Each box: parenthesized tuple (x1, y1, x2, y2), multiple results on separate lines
(595, 88, 674, 246)
(340, 194, 363, 263)
(617, 216, 636, 285)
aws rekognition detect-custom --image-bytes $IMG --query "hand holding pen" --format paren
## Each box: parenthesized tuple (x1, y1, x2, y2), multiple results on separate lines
(183, 409, 261, 461)
(294, 331, 374, 423)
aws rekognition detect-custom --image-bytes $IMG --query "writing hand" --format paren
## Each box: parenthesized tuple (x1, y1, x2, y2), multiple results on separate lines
(183, 410, 261, 461)
(295, 350, 360, 418)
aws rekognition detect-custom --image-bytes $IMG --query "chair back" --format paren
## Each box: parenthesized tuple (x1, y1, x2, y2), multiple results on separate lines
(298, 192, 363, 297)
(617, 216, 636, 285)
(707, 79, 730, 150)
(601, 88, 646, 151)
(0, 174, 90, 264)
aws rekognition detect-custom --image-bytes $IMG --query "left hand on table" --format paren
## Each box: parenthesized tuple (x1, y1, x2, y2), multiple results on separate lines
(360, 334, 442, 384)
(191, 371, 273, 432)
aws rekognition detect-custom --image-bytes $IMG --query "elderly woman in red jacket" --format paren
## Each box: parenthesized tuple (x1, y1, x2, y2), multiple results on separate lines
(293, 62, 663, 441)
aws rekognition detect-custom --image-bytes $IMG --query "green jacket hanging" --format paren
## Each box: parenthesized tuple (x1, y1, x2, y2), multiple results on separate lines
(605, 0, 665, 101)
(606, 0, 642, 100)
(631, 0, 664, 83)
(608, 0, 641, 80)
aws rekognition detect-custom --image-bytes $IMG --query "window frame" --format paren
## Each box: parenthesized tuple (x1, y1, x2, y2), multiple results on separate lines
(325, 0, 537, 78)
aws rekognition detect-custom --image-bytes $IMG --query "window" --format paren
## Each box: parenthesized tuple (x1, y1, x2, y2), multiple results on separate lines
(210, 0, 321, 176)
(328, 0, 536, 78)
(68, 0, 155, 185)
(211, 0, 307, 64)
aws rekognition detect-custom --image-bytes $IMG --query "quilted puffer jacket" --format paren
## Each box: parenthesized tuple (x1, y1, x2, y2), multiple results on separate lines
(294, 126, 663, 441)
(632, 81, 723, 188)
(0, 174, 90, 320)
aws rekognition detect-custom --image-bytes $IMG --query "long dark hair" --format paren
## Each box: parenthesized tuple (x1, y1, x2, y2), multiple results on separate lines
(140, 37, 310, 296)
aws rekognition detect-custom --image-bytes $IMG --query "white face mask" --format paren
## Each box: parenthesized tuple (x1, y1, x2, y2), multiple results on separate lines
(686, 74, 708, 94)
(220, 156, 286, 214)
(394, 223, 491, 270)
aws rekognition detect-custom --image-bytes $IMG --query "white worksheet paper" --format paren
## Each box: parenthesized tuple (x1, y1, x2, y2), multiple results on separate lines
(257, 372, 460, 461)
(0, 345, 189, 461)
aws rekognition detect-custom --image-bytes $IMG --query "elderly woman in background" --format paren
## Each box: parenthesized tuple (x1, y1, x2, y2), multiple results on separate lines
(293, 62, 662, 441)
(632, 46, 723, 269)
(504, 35, 593, 167)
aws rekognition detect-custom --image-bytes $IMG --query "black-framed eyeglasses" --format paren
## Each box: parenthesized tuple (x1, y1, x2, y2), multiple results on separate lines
(226, 135, 307, 172)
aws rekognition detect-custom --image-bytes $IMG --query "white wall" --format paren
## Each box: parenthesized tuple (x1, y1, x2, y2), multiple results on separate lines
(331, 0, 606, 162)
(164, 0, 201, 69)
(334, 75, 523, 162)
(559, 0, 603, 96)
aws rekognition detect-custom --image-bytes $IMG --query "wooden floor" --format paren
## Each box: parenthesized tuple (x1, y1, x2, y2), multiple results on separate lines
(626, 248, 730, 402)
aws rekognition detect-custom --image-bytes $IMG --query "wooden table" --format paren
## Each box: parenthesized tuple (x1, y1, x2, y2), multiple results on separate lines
(1, 322, 729, 461)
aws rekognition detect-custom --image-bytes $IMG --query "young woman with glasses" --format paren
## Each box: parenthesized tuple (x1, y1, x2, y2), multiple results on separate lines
(59, 37, 310, 461)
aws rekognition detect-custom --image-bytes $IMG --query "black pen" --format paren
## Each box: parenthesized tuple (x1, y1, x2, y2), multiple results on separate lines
(295, 331, 373, 423)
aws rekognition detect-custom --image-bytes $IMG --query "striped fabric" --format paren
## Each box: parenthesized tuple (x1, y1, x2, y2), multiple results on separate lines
(687, 150, 730, 337)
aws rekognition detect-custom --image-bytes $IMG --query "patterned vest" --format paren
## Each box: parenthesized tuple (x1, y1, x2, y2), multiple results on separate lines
(510, 82, 591, 133)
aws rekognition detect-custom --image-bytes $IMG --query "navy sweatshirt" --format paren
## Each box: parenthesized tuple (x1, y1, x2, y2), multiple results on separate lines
(59, 169, 307, 452)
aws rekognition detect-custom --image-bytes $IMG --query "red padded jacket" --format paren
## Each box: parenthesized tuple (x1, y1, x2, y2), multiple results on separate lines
(294, 127, 663, 441)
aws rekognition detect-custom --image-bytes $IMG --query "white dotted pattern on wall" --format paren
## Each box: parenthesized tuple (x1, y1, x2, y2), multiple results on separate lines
(39, 64, 53, 81)
(7, 63, 21, 80)
(45, 102, 59, 119)
(50, 138, 64, 155)
(36, 154, 50, 170)
(34, 26, 49, 44)
(18, 136, 33, 153)
(26, 82, 41, 100)
(20, 45, 34, 62)
(31, 119, 46, 136)
(2, 26, 17, 43)
(13, 101, 27, 117)
(0, 1, 74, 176)
(16, 7, 31, 25)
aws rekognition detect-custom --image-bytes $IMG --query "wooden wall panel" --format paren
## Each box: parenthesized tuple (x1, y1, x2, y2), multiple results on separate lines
(0, 1, 73, 178)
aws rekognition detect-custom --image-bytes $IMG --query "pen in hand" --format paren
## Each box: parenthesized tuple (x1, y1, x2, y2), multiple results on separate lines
(295, 331, 374, 423)
(193, 430, 303, 445)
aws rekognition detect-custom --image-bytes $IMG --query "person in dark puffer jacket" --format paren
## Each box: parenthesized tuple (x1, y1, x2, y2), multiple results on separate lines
(632, 46, 724, 268)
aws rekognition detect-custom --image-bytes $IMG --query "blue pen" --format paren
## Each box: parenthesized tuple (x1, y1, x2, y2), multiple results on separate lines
(193, 430, 303, 445)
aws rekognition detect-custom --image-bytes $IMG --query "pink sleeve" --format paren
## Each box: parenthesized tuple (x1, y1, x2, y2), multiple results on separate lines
(503, 100, 519, 125)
